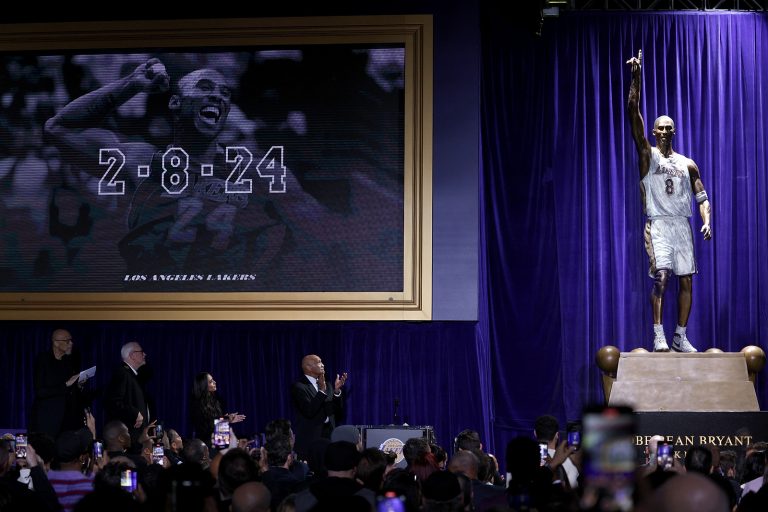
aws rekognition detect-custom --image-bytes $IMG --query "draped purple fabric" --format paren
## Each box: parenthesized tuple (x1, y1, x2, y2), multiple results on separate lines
(3, 10, 768, 458)
(481, 10, 768, 442)
(2, 320, 488, 448)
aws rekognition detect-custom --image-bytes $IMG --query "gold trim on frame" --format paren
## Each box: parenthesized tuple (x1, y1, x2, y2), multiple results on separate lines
(0, 16, 433, 320)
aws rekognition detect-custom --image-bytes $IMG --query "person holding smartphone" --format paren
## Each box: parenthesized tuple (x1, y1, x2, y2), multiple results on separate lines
(534, 415, 579, 489)
(190, 372, 245, 448)
(0, 439, 60, 511)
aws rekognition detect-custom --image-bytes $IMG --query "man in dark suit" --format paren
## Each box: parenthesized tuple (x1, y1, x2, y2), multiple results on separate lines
(104, 341, 150, 444)
(30, 329, 84, 439)
(291, 354, 348, 460)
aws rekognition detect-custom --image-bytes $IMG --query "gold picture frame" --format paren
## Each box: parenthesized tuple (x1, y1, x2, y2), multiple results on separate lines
(0, 16, 432, 320)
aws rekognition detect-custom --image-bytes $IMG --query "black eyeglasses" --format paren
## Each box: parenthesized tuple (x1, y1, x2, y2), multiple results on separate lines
(55, 338, 73, 343)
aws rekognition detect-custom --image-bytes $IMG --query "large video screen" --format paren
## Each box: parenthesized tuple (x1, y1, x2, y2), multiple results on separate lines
(0, 17, 432, 319)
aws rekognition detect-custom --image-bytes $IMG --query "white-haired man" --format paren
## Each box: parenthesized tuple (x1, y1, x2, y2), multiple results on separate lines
(105, 341, 150, 443)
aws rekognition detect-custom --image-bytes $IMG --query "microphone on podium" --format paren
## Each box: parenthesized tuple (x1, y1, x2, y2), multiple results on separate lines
(393, 397, 400, 425)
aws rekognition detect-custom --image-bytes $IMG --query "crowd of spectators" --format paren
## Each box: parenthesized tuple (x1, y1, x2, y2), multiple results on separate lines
(3, 414, 766, 511)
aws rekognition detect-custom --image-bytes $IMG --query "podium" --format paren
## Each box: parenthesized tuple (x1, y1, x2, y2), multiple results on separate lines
(357, 425, 434, 468)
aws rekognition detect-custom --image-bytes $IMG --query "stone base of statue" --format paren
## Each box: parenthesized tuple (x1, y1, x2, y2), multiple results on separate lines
(597, 345, 764, 412)
(597, 346, 766, 458)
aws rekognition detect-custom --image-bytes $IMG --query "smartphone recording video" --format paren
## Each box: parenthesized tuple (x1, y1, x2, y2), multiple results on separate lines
(14, 434, 27, 459)
(93, 441, 104, 459)
(657, 443, 673, 470)
(213, 418, 231, 449)
(120, 469, 138, 492)
(152, 444, 164, 464)
(539, 442, 549, 466)
(567, 429, 581, 450)
(580, 405, 636, 512)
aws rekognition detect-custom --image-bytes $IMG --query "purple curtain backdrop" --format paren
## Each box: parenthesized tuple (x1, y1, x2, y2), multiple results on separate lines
(481, 9, 768, 445)
(1, 320, 488, 450)
(3, 10, 768, 459)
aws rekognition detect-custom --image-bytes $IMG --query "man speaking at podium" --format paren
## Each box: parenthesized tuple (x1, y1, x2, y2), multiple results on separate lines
(291, 354, 348, 459)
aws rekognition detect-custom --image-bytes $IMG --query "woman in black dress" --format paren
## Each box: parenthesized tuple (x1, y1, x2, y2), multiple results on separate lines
(189, 372, 245, 446)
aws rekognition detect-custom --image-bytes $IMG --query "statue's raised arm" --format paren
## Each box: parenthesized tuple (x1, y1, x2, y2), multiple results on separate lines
(626, 50, 651, 178)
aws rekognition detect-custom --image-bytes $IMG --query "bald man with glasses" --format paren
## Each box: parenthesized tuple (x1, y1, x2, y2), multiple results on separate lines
(30, 329, 85, 438)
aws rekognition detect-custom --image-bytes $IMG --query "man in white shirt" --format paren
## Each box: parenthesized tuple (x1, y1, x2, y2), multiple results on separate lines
(534, 415, 579, 489)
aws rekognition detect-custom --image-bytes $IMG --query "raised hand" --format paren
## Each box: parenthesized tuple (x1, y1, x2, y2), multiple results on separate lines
(25, 443, 42, 469)
(85, 409, 96, 438)
(550, 439, 576, 469)
(334, 372, 348, 392)
(131, 58, 170, 94)
(317, 372, 327, 392)
(227, 412, 246, 423)
(626, 49, 642, 75)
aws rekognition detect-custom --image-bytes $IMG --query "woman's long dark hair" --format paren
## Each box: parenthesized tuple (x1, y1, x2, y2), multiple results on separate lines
(191, 372, 222, 420)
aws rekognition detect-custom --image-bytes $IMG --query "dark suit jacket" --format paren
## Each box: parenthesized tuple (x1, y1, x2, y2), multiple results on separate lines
(104, 363, 149, 438)
(261, 466, 305, 511)
(189, 394, 224, 446)
(291, 375, 342, 459)
(30, 350, 82, 439)
(472, 480, 508, 512)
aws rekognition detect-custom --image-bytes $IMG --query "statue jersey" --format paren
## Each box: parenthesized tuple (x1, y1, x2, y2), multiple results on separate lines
(642, 147, 693, 218)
